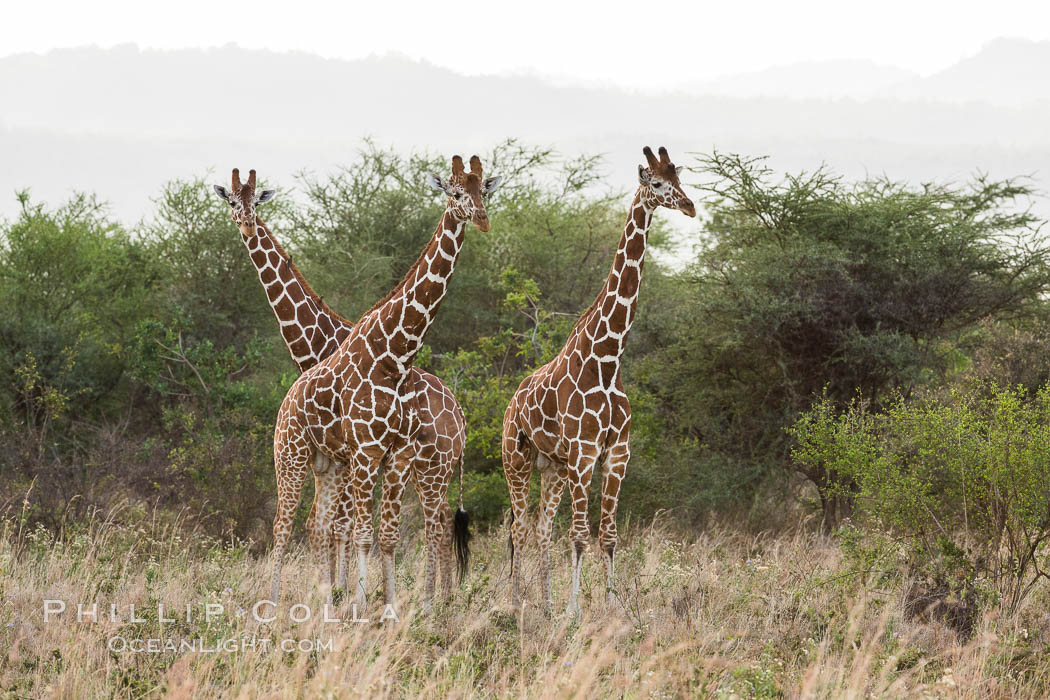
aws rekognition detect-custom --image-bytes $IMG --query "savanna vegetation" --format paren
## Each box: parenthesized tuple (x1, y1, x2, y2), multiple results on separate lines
(3, 140, 1050, 696)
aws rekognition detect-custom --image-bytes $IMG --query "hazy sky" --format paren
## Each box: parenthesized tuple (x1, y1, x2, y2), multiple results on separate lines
(5, 0, 1050, 89)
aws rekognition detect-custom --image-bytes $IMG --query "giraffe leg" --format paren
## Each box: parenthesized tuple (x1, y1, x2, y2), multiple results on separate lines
(332, 465, 354, 596)
(406, 466, 437, 614)
(337, 536, 351, 594)
(598, 439, 629, 607)
(437, 502, 454, 601)
(419, 490, 454, 612)
(502, 428, 533, 614)
(419, 499, 442, 613)
(565, 454, 598, 616)
(309, 465, 344, 602)
(271, 449, 308, 604)
(536, 464, 569, 617)
(346, 451, 381, 613)
(414, 451, 456, 609)
(377, 450, 411, 611)
(304, 500, 326, 595)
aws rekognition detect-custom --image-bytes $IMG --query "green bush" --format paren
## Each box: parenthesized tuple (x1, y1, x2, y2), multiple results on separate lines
(791, 385, 1050, 615)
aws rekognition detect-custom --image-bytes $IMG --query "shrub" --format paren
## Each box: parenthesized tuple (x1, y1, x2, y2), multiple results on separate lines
(791, 385, 1050, 616)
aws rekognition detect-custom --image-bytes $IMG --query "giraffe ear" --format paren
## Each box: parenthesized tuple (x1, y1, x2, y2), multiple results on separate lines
(255, 189, 276, 205)
(426, 173, 449, 194)
(481, 176, 502, 195)
(638, 165, 652, 184)
(676, 166, 684, 176)
(213, 185, 231, 202)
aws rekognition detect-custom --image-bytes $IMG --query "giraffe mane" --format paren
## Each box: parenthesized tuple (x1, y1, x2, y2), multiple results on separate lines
(564, 188, 644, 336)
(358, 218, 445, 320)
(567, 286, 604, 336)
(563, 183, 653, 338)
(254, 217, 355, 327)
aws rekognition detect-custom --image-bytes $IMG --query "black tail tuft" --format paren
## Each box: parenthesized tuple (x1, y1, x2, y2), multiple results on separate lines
(453, 507, 471, 582)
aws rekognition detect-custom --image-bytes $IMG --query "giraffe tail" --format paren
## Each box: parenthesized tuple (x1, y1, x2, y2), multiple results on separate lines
(452, 457, 471, 582)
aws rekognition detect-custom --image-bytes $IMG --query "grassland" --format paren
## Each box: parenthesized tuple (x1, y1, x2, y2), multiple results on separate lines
(1, 500, 1048, 698)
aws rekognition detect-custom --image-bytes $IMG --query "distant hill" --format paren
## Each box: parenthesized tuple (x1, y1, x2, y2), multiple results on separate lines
(686, 39, 1050, 106)
(883, 38, 1050, 105)
(0, 43, 1048, 225)
(686, 60, 917, 100)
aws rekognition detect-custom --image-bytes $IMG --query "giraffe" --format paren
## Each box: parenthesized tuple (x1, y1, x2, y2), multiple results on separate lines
(213, 168, 473, 610)
(269, 155, 500, 613)
(501, 146, 695, 616)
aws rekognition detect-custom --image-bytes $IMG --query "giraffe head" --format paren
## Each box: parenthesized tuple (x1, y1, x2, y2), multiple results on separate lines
(638, 146, 696, 218)
(426, 155, 502, 232)
(213, 168, 276, 230)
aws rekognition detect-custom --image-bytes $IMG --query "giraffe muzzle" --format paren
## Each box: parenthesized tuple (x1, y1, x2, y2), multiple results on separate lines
(473, 214, 491, 233)
(679, 200, 697, 218)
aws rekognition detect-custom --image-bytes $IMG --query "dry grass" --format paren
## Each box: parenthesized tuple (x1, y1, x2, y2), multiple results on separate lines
(1, 502, 1048, 698)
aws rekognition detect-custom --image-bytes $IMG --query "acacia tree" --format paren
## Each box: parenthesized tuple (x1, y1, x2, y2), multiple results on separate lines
(639, 153, 1050, 527)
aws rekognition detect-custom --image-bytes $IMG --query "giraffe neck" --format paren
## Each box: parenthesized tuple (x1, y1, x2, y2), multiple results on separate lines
(571, 190, 653, 360)
(363, 210, 466, 375)
(241, 216, 353, 372)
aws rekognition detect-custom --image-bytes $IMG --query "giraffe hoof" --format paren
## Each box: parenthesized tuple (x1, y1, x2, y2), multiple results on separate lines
(565, 602, 581, 616)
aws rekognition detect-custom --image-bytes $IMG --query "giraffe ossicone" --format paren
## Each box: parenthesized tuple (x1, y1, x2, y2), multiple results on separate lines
(501, 145, 695, 617)
(213, 168, 274, 225)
